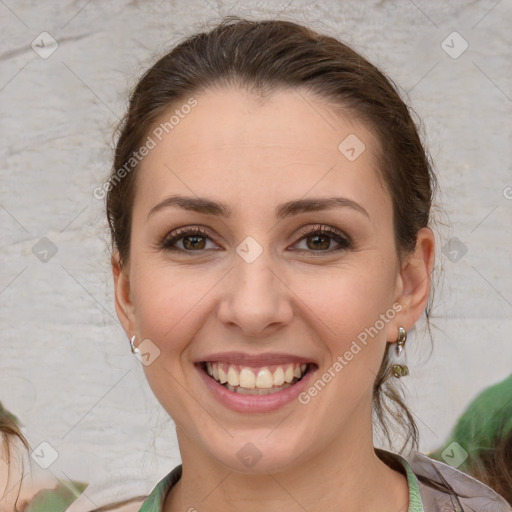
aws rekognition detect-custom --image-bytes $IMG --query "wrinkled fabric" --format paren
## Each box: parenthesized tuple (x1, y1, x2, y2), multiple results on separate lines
(392, 450, 512, 511)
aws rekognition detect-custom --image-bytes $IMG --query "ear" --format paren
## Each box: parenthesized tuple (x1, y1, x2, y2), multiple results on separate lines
(111, 252, 137, 339)
(389, 227, 435, 339)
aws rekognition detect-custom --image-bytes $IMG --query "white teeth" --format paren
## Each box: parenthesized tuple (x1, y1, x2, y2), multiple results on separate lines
(272, 367, 285, 386)
(227, 366, 239, 386)
(239, 368, 256, 389)
(284, 366, 294, 383)
(255, 367, 273, 389)
(205, 362, 309, 390)
(225, 382, 294, 395)
(218, 365, 228, 384)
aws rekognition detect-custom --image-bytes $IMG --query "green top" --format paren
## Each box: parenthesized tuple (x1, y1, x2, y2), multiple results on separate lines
(21, 479, 88, 512)
(137, 457, 424, 512)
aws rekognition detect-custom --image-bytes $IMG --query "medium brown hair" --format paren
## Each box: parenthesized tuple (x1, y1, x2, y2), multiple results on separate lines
(106, 16, 438, 453)
(1, 402, 30, 512)
(470, 431, 512, 504)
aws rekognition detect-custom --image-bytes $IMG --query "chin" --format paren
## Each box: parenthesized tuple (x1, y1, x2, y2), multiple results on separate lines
(206, 434, 308, 475)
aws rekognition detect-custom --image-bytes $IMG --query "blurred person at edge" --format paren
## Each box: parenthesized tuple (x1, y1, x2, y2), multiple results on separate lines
(0, 403, 143, 511)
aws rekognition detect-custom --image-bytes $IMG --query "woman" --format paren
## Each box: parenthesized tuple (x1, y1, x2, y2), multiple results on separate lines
(105, 17, 511, 512)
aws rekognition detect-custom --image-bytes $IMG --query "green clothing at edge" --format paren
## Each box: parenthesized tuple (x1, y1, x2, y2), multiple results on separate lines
(429, 373, 512, 475)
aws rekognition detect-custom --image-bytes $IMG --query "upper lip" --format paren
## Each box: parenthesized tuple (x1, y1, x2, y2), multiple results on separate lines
(195, 351, 316, 367)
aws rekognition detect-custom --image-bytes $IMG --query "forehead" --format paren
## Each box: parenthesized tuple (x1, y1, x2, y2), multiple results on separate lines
(146, 87, 376, 158)
(134, 87, 391, 220)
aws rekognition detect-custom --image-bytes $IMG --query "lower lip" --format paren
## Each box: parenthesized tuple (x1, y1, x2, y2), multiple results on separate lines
(196, 364, 316, 413)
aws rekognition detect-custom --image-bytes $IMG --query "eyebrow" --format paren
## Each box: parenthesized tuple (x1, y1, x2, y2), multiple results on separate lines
(147, 194, 370, 220)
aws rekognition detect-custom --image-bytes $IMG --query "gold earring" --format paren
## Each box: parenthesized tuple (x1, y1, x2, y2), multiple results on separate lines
(392, 326, 409, 378)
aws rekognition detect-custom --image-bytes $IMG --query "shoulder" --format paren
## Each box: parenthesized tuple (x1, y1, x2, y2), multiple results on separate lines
(402, 450, 512, 512)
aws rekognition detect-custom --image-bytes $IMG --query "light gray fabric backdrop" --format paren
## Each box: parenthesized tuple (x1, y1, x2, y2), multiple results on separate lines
(1, 0, 511, 509)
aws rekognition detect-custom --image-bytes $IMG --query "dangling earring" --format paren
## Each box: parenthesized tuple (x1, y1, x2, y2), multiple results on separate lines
(130, 334, 140, 355)
(392, 326, 409, 378)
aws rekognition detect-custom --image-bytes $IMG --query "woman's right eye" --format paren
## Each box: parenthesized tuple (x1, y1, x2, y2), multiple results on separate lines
(159, 227, 219, 253)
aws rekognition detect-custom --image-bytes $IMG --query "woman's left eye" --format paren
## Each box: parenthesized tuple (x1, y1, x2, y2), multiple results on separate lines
(158, 225, 351, 254)
(292, 225, 352, 253)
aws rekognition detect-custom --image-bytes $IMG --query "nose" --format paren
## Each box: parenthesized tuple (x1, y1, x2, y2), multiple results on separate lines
(216, 248, 294, 338)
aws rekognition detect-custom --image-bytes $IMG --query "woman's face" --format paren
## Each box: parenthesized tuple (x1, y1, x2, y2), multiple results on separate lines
(113, 87, 429, 473)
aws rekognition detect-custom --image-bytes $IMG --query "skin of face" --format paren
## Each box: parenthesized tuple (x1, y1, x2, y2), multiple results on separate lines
(112, 87, 435, 511)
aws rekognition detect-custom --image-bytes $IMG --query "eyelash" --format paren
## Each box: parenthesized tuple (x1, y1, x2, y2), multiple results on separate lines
(158, 224, 352, 255)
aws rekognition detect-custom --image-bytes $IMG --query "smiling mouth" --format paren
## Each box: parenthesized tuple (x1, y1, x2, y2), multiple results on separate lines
(199, 361, 313, 396)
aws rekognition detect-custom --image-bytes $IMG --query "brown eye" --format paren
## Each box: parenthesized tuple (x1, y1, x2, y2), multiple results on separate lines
(182, 234, 206, 250)
(293, 225, 352, 253)
(306, 233, 331, 250)
(160, 227, 218, 252)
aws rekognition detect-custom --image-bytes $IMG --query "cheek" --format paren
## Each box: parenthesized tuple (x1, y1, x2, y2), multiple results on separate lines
(132, 253, 397, 350)
(131, 262, 218, 351)
(290, 262, 397, 383)
(298, 264, 396, 335)
(131, 266, 216, 421)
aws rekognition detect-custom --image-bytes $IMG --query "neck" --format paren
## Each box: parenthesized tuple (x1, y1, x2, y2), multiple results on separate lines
(164, 415, 409, 512)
